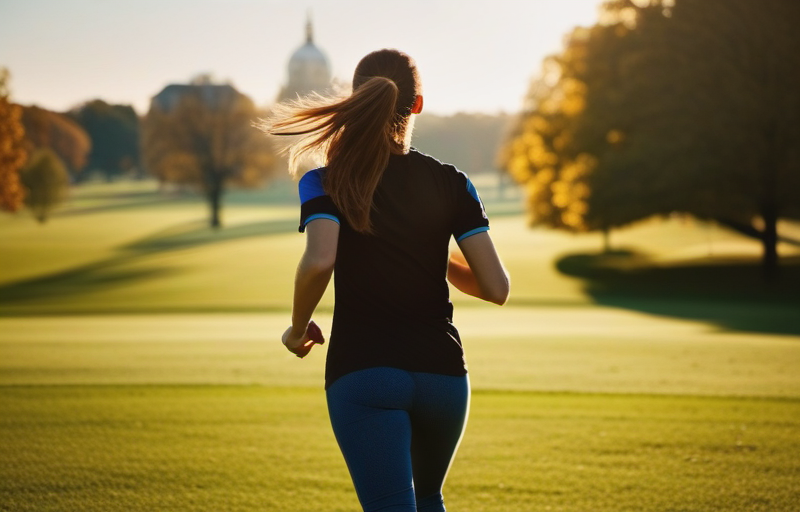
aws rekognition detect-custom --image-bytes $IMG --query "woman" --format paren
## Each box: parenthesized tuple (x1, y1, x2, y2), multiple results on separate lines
(265, 49, 509, 512)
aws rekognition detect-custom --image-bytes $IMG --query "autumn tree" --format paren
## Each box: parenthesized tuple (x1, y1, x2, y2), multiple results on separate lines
(0, 68, 27, 212)
(20, 105, 91, 177)
(142, 81, 275, 228)
(503, 0, 800, 278)
(69, 100, 140, 180)
(500, 53, 588, 232)
(20, 148, 70, 223)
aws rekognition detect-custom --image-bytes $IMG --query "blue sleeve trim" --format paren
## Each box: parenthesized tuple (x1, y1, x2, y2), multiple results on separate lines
(298, 169, 326, 203)
(301, 213, 340, 231)
(465, 177, 481, 203)
(456, 226, 490, 242)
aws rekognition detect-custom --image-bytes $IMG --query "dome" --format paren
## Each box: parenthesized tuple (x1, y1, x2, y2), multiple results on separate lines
(278, 17, 332, 102)
(289, 41, 329, 70)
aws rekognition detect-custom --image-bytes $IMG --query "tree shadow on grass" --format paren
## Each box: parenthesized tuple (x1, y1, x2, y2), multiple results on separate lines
(0, 217, 298, 313)
(555, 250, 800, 336)
(125, 218, 297, 252)
(58, 189, 190, 216)
(60, 180, 301, 217)
(0, 258, 178, 306)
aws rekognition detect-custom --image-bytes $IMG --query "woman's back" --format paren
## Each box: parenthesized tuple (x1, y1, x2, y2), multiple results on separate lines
(299, 149, 490, 387)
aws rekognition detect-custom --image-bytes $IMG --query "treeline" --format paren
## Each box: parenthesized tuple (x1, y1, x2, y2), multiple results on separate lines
(413, 112, 513, 175)
(19, 101, 140, 184)
(0, 72, 276, 226)
(0, 71, 145, 223)
(0, 67, 515, 227)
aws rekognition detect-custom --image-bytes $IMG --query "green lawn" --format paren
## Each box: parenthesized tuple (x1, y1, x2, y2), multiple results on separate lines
(2, 311, 798, 397)
(1, 180, 800, 511)
(2, 386, 798, 512)
(4, 177, 798, 319)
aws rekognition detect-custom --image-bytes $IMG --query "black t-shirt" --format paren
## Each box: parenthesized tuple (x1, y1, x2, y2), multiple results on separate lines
(298, 149, 490, 388)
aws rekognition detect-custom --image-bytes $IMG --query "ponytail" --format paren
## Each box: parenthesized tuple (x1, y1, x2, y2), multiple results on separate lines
(264, 76, 408, 233)
(325, 77, 400, 233)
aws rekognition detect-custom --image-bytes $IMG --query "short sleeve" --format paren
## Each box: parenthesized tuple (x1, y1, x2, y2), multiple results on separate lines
(452, 173, 490, 242)
(298, 169, 341, 233)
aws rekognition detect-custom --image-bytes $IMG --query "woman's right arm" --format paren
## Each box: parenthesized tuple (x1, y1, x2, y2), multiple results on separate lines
(282, 218, 339, 357)
(448, 232, 509, 305)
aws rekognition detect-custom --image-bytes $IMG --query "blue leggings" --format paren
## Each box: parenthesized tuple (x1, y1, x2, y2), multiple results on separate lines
(326, 367, 470, 512)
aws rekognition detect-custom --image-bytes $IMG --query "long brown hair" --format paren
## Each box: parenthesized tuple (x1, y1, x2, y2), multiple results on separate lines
(264, 49, 422, 233)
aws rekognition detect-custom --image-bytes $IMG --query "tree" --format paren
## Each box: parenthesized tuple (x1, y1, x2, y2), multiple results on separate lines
(500, 43, 598, 232)
(20, 148, 70, 223)
(502, 0, 800, 278)
(20, 105, 91, 177)
(68, 100, 140, 181)
(142, 82, 275, 228)
(0, 68, 27, 212)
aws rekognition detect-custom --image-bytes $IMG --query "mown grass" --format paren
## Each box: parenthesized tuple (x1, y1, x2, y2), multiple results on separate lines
(4, 177, 798, 322)
(1, 309, 799, 511)
(1, 386, 798, 512)
(2, 311, 799, 396)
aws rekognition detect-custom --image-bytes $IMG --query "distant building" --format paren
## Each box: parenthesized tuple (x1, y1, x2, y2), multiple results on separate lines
(277, 16, 332, 102)
(150, 75, 240, 113)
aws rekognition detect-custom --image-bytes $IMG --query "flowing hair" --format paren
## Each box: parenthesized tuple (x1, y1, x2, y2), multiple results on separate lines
(262, 49, 421, 233)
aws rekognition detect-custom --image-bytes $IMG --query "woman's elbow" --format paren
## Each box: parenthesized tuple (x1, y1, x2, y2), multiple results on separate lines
(484, 275, 510, 305)
(301, 253, 336, 276)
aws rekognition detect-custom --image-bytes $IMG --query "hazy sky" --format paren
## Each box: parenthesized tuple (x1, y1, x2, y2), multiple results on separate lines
(0, 0, 602, 115)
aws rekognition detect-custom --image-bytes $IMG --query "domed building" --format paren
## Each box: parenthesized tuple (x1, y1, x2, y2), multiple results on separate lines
(277, 17, 332, 102)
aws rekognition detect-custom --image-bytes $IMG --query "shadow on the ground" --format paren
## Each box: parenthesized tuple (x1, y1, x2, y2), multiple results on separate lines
(58, 179, 300, 217)
(555, 250, 800, 336)
(0, 217, 298, 310)
(126, 218, 297, 252)
(0, 258, 179, 305)
(58, 190, 189, 216)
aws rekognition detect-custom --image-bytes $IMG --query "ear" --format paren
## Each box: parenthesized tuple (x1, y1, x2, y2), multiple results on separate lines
(411, 95, 424, 114)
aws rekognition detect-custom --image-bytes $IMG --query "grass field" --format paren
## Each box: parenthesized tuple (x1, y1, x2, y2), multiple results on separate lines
(1, 179, 799, 511)
(3, 387, 798, 512)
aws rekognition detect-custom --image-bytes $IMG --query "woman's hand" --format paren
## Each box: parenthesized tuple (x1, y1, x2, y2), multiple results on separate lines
(282, 320, 325, 358)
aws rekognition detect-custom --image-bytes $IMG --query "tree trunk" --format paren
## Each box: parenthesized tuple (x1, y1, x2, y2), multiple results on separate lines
(760, 123, 780, 283)
(602, 227, 611, 254)
(208, 176, 223, 229)
(761, 204, 779, 282)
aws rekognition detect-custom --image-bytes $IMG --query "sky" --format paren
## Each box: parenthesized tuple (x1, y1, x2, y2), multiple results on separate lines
(0, 0, 602, 116)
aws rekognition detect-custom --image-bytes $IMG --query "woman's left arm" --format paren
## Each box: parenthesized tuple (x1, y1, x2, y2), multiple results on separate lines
(282, 218, 339, 358)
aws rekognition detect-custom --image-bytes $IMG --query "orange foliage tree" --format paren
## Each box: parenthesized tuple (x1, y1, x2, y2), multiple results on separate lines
(502, 0, 800, 278)
(142, 82, 275, 228)
(0, 68, 27, 212)
(20, 105, 91, 176)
